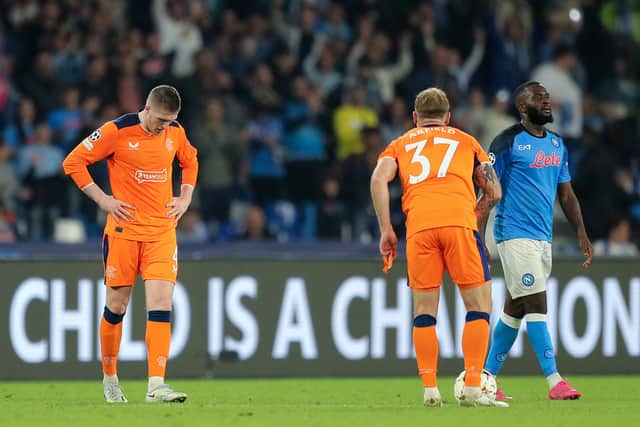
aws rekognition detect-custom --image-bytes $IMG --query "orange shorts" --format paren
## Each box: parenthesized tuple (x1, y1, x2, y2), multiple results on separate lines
(406, 226, 490, 291)
(102, 232, 178, 286)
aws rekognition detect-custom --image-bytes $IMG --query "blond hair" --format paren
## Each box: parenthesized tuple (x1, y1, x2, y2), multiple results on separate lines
(414, 88, 449, 120)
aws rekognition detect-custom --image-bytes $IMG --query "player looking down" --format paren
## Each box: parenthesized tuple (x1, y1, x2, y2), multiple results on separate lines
(63, 85, 198, 403)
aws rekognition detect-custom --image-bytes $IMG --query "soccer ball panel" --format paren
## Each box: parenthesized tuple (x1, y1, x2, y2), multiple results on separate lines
(454, 370, 497, 402)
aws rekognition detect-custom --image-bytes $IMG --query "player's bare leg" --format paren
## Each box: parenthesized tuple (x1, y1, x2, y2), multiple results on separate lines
(412, 290, 442, 407)
(144, 279, 187, 403)
(102, 285, 132, 403)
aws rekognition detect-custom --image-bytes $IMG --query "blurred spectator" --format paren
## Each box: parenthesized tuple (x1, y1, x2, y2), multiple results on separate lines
(341, 126, 384, 242)
(282, 76, 326, 239)
(303, 35, 343, 97)
(272, 2, 318, 62)
(531, 44, 583, 175)
(193, 98, 248, 227)
(81, 55, 115, 108)
(333, 84, 379, 160)
(241, 205, 275, 241)
(491, 12, 532, 92)
(448, 27, 487, 94)
(140, 32, 172, 91)
(0, 200, 16, 243)
(346, 31, 413, 108)
(247, 102, 285, 207)
(51, 30, 86, 85)
(153, 0, 203, 78)
(593, 217, 639, 256)
(381, 96, 413, 144)
(595, 56, 639, 123)
(117, 55, 144, 113)
(479, 89, 516, 149)
(453, 87, 488, 138)
(46, 86, 83, 152)
(17, 51, 59, 113)
(16, 123, 65, 240)
(0, 139, 18, 213)
(317, 175, 345, 240)
(177, 209, 209, 243)
(3, 97, 38, 152)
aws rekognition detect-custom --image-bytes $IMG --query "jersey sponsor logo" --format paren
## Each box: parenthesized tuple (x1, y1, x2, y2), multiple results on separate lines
(134, 168, 168, 184)
(89, 129, 102, 142)
(530, 151, 561, 168)
(128, 141, 140, 150)
(518, 144, 532, 151)
(488, 152, 496, 165)
(522, 273, 535, 287)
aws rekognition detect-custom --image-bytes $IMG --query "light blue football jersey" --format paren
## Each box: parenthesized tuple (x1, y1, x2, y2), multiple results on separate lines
(489, 123, 571, 243)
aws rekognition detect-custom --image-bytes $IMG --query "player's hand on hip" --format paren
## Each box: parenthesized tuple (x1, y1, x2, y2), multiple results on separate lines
(99, 195, 136, 223)
(579, 232, 593, 268)
(167, 196, 191, 223)
(379, 227, 398, 257)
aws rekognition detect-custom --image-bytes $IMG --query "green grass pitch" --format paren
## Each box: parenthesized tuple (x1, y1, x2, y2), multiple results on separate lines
(1, 376, 638, 426)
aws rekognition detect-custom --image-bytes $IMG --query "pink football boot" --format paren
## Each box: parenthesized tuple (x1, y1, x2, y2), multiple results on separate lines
(549, 380, 582, 400)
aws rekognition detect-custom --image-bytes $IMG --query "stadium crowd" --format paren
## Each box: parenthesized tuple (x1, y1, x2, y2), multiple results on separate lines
(0, 0, 639, 254)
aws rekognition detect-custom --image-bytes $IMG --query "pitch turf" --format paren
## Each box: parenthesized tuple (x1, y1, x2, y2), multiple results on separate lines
(1, 376, 638, 426)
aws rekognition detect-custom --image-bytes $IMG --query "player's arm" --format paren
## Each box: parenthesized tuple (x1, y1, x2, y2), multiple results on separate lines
(474, 161, 502, 219)
(370, 157, 398, 257)
(557, 182, 593, 268)
(62, 124, 135, 223)
(474, 161, 502, 246)
(167, 130, 199, 222)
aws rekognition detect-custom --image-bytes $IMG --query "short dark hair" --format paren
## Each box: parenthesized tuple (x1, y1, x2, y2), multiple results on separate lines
(512, 81, 540, 108)
(148, 85, 181, 112)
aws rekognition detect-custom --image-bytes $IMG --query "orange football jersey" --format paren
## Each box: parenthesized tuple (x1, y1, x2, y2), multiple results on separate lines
(63, 113, 198, 241)
(379, 125, 489, 237)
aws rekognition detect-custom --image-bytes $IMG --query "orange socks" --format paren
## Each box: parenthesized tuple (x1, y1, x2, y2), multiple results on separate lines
(413, 315, 439, 387)
(146, 311, 172, 378)
(100, 307, 124, 376)
(462, 312, 490, 386)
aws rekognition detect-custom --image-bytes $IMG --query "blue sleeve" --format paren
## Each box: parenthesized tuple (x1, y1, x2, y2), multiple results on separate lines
(488, 131, 514, 180)
(559, 144, 571, 183)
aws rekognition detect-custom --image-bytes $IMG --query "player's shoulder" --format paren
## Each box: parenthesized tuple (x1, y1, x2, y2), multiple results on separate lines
(489, 123, 523, 153)
(444, 126, 481, 146)
(112, 113, 141, 130)
(546, 129, 566, 146)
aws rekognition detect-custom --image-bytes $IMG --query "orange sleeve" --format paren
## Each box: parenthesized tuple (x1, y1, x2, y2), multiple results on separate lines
(62, 122, 118, 189)
(378, 139, 399, 161)
(176, 127, 199, 188)
(472, 137, 490, 163)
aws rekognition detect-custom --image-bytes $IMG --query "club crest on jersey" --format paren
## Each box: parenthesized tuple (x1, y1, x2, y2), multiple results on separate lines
(488, 152, 496, 165)
(134, 168, 168, 184)
(530, 151, 561, 168)
(128, 141, 140, 150)
(165, 138, 174, 152)
(551, 138, 560, 147)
